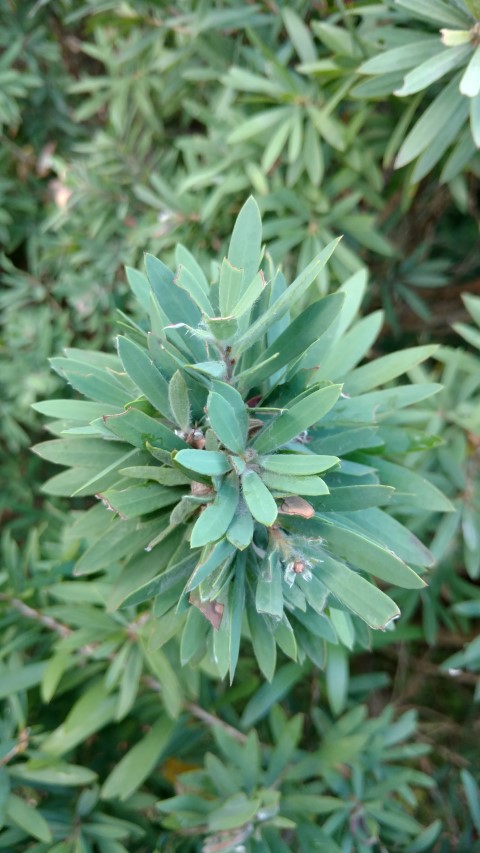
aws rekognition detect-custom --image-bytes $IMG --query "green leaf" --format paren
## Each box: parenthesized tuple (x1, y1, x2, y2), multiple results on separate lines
(248, 608, 277, 681)
(174, 448, 230, 476)
(311, 485, 393, 512)
(101, 717, 174, 801)
(6, 794, 52, 843)
(119, 553, 196, 608)
(41, 650, 71, 702)
(227, 196, 262, 293)
(242, 470, 278, 525)
(208, 794, 261, 832)
(283, 8, 316, 63)
(370, 457, 454, 512)
(234, 239, 341, 356)
(260, 454, 339, 475)
(117, 336, 171, 418)
(394, 44, 471, 96)
(105, 408, 186, 451)
(261, 471, 329, 496)
(120, 466, 191, 486)
(116, 644, 143, 720)
(43, 683, 117, 755)
(231, 271, 266, 319)
(0, 662, 46, 699)
(74, 518, 159, 576)
(395, 0, 472, 27)
(218, 257, 244, 318)
(99, 483, 182, 519)
(461, 44, 480, 96)
(241, 664, 304, 728)
(205, 315, 239, 341)
(461, 770, 480, 833)
(253, 385, 342, 454)
(207, 390, 247, 453)
(227, 507, 254, 549)
(241, 294, 344, 387)
(145, 648, 183, 718)
(32, 437, 130, 469)
(354, 508, 434, 567)
(318, 554, 400, 629)
(187, 539, 236, 592)
(291, 515, 425, 589)
(50, 357, 133, 407)
(262, 116, 292, 173)
(190, 474, 239, 548)
(9, 763, 97, 787)
(181, 606, 210, 664)
(395, 74, 463, 167)
(175, 264, 213, 316)
(229, 554, 246, 681)
(405, 821, 442, 853)
(342, 345, 438, 395)
(358, 39, 441, 75)
(282, 793, 345, 815)
(168, 371, 190, 431)
(470, 92, 480, 145)
(32, 400, 121, 420)
(176, 244, 209, 293)
(256, 553, 284, 618)
(326, 644, 349, 716)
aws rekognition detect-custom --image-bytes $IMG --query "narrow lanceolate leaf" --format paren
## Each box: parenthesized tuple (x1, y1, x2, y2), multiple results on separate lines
(395, 74, 462, 167)
(7, 795, 52, 844)
(219, 257, 244, 317)
(318, 554, 400, 630)
(471, 93, 480, 146)
(342, 345, 438, 395)
(49, 357, 132, 407)
(227, 196, 262, 294)
(460, 45, 480, 97)
(252, 384, 342, 454)
(242, 470, 278, 525)
(240, 294, 344, 387)
(175, 264, 213, 316)
(256, 554, 284, 618)
(260, 454, 339, 475)
(174, 448, 231, 476)
(168, 371, 190, 430)
(105, 408, 186, 451)
(234, 238, 341, 355)
(370, 457, 455, 512)
(394, 44, 471, 97)
(261, 471, 329, 496)
(231, 271, 266, 318)
(207, 391, 246, 453)
(284, 515, 425, 589)
(101, 717, 174, 801)
(190, 474, 239, 548)
(229, 554, 246, 681)
(227, 509, 254, 549)
(98, 483, 182, 519)
(187, 539, 236, 592)
(118, 336, 171, 418)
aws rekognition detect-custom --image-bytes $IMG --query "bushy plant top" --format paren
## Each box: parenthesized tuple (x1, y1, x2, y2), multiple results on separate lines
(33, 198, 451, 681)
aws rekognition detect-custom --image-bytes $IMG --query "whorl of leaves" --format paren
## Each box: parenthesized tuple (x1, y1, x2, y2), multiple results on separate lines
(34, 198, 451, 681)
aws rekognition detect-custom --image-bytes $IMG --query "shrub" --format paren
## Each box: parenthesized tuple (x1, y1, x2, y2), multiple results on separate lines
(31, 198, 451, 684)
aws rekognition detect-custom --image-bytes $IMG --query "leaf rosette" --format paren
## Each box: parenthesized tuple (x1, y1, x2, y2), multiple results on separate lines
(33, 197, 450, 680)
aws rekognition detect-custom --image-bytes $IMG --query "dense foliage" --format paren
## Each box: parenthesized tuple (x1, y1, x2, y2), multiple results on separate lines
(1, 1, 479, 851)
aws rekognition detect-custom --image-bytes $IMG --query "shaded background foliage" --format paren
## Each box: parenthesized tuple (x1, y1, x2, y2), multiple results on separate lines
(0, 0, 479, 850)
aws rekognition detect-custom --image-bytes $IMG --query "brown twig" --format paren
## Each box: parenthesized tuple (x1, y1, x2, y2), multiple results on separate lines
(1, 595, 249, 744)
(0, 729, 29, 766)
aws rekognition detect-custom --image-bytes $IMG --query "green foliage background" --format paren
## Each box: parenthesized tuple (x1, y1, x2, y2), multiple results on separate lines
(0, 1, 479, 851)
